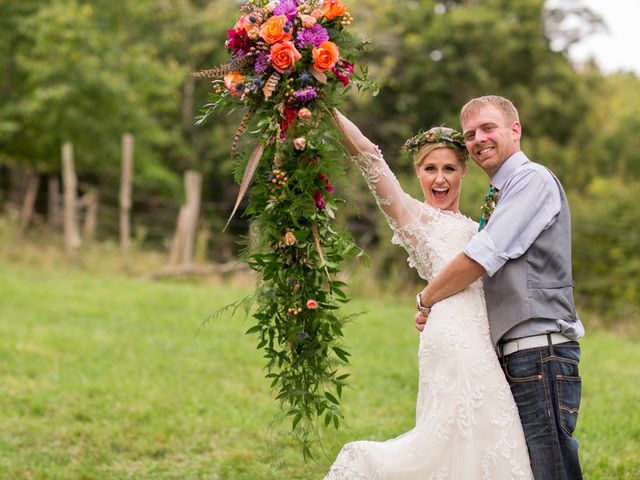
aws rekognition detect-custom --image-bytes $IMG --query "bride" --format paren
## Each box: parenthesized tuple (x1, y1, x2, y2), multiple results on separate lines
(325, 110, 533, 479)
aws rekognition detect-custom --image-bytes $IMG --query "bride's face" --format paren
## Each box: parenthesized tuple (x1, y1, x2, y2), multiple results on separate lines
(415, 148, 466, 212)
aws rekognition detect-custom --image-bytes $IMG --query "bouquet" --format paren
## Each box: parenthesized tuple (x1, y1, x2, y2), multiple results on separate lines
(194, 0, 375, 457)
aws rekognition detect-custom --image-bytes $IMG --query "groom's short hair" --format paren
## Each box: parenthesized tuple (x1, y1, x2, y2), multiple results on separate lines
(460, 95, 520, 126)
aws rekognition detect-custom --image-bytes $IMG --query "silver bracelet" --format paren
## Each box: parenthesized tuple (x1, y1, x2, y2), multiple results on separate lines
(416, 292, 430, 313)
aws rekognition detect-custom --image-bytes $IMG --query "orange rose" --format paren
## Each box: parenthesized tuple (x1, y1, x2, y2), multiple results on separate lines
(270, 41, 302, 73)
(223, 71, 244, 96)
(322, 0, 346, 20)
(310, 8, 323, 19)
(312, 41, 339, 72)
(259, 15, 291, 44)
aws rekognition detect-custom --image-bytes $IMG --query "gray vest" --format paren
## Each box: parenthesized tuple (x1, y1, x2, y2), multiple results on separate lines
(483, 170, 578, 345)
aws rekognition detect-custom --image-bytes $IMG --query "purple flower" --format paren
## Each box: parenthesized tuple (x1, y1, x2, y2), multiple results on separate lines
(273, 0, 298, 22)
(294, 86, 317, 103)
(254, 51, 271, 73)
(296, 24, 329, 49)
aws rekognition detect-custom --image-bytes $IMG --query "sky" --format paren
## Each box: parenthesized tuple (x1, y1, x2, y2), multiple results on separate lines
(566, 0, 640, 75)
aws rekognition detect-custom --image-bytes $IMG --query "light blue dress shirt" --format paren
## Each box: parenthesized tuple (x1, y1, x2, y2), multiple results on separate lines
(464, 151, 585, 341)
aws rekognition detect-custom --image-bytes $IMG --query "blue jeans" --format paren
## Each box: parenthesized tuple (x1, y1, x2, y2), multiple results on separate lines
(500, 340, 583, 480)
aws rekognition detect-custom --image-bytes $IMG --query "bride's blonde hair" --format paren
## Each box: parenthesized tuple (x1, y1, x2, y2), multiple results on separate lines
(414, 143, 468, 168)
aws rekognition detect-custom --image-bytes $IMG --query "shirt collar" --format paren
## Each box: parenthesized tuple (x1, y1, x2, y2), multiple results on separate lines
(490, 151, 529, 190)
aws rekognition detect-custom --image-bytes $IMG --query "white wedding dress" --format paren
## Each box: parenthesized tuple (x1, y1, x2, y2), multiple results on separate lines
(324, 150, 533, 479)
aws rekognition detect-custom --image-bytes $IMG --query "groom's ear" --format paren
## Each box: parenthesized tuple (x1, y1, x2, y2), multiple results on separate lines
(511, 121, 522, 144)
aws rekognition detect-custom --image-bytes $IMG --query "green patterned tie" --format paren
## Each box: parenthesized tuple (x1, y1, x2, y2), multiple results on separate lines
(478, 184, 499, 231)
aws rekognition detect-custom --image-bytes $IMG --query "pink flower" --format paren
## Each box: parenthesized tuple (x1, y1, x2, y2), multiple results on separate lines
(332, 59, 354, 86)
(314, 190, 326, 210)
(284, 231, 297, 246)
(298, 107, 312, 120)
(318, 173, 334, 193)
(300, 14, 317, 28)
(306, 299, 318, 309)
(293, 137, 307, 150)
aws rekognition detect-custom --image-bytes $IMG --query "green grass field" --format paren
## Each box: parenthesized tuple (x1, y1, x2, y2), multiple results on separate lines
(1, 259, 639, 479)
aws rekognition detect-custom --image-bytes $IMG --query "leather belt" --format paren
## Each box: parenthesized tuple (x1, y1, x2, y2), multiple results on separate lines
(499, 333, 573, 357)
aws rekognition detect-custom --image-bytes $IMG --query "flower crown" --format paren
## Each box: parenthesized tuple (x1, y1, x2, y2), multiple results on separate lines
(401, 126, 467, 156)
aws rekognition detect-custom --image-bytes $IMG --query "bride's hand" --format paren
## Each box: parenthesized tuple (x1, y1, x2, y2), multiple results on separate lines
(415, 310, 429, 332)
(330, 108, 381, 157)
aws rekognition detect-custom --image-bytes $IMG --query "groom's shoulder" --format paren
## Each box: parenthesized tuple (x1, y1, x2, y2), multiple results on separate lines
(514, 158, 557, 184)
(509, 160, 563, 199)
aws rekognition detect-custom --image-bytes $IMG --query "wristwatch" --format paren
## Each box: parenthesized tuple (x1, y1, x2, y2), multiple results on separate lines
(416, 292, 430, 313)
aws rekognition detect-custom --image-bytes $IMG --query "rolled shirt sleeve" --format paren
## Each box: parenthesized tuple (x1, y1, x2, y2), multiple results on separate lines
(464, 164, 561, 276)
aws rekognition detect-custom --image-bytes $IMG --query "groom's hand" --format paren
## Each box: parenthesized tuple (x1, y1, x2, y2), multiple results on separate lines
(415, 310, 429, 332)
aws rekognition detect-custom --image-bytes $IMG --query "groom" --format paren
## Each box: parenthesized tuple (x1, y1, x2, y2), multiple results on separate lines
(415, 95, 584, 479)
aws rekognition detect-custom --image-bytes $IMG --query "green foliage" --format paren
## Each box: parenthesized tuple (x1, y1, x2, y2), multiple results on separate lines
(570, 179, 640, 324)
(241, 129, 362, 457)
(192, 0, 375, 456)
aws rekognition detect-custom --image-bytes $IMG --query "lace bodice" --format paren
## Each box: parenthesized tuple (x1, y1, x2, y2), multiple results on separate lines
(352, 152, 478, 282)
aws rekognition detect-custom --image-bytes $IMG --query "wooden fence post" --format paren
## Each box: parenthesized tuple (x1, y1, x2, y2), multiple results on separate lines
(62, 141, 81, 256)
(120, 133, 134, 268)
(47, 176, 62, 228)
(168, 170, 202, 267)
(19, 165, 40, 232)
(182, 170, 202, 265)
(80, 188, 99, 240)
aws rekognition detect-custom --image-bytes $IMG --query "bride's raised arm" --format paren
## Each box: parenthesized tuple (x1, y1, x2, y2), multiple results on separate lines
(331, 109, 421, 229)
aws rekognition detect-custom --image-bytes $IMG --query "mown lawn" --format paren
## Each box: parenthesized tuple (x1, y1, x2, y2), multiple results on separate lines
(0, 260, 638, 479)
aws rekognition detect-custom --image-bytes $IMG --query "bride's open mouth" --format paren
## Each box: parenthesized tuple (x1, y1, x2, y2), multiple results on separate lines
(432, 188, 449, 200)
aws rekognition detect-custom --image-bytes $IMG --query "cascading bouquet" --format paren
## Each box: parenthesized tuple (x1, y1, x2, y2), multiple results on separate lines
(194, 0, 375, 457)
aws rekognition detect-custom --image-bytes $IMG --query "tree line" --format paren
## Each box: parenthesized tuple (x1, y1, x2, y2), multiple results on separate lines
(1, 0, 638, 324)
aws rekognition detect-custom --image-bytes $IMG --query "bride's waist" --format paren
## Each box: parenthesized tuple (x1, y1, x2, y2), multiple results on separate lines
(431, 284, 485, 310)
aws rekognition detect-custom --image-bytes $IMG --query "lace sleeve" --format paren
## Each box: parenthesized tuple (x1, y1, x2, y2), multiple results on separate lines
(331, 109, 423, 229)
(352, 151, 422, 229)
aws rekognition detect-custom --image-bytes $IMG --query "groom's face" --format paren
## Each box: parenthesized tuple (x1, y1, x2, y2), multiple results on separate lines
(462, 105, 521, 177)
